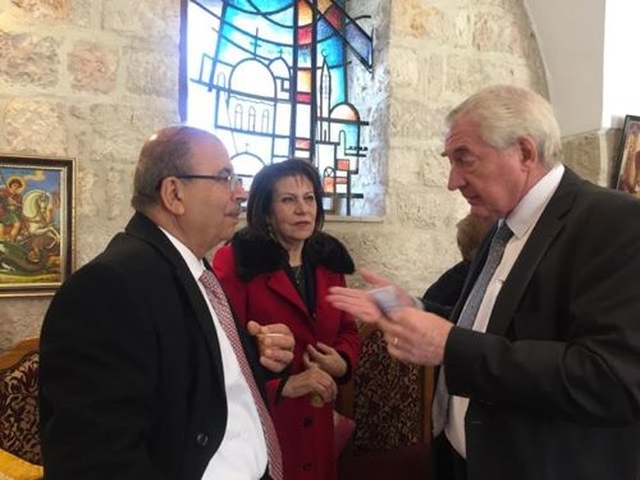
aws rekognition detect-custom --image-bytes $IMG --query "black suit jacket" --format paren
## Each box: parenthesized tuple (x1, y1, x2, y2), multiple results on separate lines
(442, 169, 640, 480)
(39, 212, 273, 480)
(422, 260, 471, 319)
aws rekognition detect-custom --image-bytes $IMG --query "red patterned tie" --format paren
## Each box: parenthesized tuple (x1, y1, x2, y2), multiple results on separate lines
(199, 270, 283, 480)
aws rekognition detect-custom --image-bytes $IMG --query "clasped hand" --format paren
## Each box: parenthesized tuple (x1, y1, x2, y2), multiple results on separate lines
(281, 355, 338, 408)
(305, 342, 347, 378)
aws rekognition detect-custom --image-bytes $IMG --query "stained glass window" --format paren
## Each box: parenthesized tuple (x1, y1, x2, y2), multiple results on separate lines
(181, 0, 373, 215)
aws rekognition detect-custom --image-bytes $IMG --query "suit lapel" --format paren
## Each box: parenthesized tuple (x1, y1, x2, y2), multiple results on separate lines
(487, 169, 581, 335)
(178, 266, 227, 383)
(125, 213, 226, 384)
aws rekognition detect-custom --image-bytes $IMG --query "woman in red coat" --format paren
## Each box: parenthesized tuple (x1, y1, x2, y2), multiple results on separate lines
(213, 160, 359, 480)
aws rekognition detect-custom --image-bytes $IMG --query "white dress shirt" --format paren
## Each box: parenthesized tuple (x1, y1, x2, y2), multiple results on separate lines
(161, 229, 268, 479)
(446, 164, 565, 458)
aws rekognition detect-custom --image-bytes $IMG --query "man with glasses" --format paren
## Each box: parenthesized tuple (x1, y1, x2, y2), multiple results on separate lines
(39, 126, 294, 480)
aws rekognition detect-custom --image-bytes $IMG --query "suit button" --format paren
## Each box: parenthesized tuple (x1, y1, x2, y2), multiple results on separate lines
(302, 462, 313, 471)
(303, 416, 313, 428)
(196, 432, 209, 446)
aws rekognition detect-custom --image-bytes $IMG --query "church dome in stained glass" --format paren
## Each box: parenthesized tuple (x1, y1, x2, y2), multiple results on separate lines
(184, 0, 374, 215)
(331, 103, 359, 121)
(230, 59, 276, 97)
(269, 57, 290, 79)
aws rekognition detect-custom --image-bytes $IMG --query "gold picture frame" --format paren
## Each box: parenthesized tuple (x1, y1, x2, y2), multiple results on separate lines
(613, 114, 640, 194)
(0, 154, 75, 297)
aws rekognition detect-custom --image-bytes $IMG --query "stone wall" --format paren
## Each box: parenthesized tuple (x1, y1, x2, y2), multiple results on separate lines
(562, 128, 620, 187)
(0, 0, 610, 350)
(0, 0, 180, 348)
(326, 0, 549, 294)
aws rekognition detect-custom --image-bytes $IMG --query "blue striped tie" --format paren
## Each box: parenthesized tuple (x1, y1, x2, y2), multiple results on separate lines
(432, 222, 513, 436)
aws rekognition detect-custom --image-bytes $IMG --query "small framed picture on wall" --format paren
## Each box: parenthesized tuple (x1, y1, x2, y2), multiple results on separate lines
(0, 154, 75, 298)
(613, 114, 640, 195)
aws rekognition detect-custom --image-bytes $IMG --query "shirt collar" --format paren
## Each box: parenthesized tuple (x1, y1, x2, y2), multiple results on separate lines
(158, 226, 207, 278)
(505, 163, 565, 239)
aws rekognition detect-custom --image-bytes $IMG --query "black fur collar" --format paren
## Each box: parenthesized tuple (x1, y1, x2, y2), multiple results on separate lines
(230, 228, 355, 281)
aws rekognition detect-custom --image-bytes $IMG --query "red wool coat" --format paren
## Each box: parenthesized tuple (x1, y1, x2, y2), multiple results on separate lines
(213, 231, 360, 480)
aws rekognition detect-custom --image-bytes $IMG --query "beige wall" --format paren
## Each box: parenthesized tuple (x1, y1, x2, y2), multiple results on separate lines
(327, 0, 548, 293)
(0, 0, 605, 350)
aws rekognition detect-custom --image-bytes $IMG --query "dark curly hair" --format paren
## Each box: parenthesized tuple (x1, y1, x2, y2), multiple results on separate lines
(245, 159, 325, 237)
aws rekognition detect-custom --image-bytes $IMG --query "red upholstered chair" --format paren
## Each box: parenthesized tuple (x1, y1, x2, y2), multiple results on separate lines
(337, 325, 433, 479)
(0, 337, 43, 473)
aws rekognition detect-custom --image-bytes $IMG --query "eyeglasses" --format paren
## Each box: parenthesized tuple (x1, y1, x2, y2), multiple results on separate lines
(174, 172, 242, 193)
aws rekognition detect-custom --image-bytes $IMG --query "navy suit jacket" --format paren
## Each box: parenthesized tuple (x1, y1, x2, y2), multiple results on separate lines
(442, 169, 640, 480)
(39, 212, 273, 480)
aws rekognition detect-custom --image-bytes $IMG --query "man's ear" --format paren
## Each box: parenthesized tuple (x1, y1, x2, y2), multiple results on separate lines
(517, 135, 539, 168)
(158, 177, 186, 215)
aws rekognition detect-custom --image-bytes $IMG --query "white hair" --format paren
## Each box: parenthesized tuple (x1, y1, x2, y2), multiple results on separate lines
(446, 85, 563, 166)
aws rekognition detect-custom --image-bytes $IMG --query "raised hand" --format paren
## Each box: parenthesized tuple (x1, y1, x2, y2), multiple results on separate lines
(248, 320, 294, 372)
(360, 268, 420, 310)
(326, 268, 416, 323)
(381, 307, 452, 366)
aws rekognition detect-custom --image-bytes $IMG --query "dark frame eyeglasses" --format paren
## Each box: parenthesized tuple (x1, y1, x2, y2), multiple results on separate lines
(173, 172, 242, 193)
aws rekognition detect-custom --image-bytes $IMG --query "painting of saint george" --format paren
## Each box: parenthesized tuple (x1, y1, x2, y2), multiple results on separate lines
(0, 155, 74, 297)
